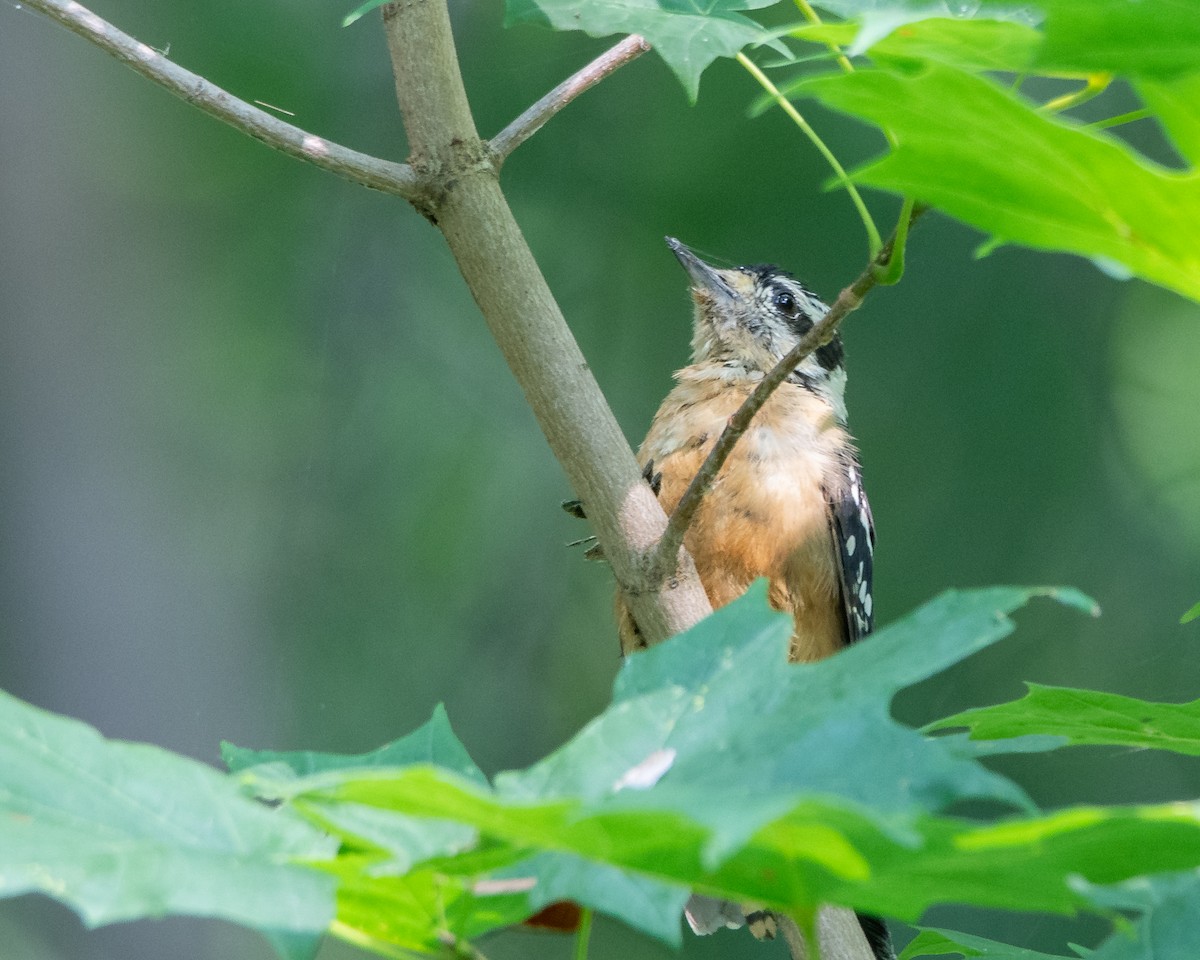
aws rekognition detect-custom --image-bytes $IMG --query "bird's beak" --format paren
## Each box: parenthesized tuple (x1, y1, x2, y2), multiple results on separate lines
(666, 237, 734, 302)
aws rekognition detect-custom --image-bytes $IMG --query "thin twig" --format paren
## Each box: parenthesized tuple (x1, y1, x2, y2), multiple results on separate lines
(789, 0, 902, 153)
(653, 204, 927, 578)
(1040, 72, 1111, 113)
(793, 0, 854, 75)
(737, 51, 881, 256)
(490, 35, 650, 161)
(573, 908, 594, 960)
(1091, 108, 1152, 129)
(20, 0, 423, 200)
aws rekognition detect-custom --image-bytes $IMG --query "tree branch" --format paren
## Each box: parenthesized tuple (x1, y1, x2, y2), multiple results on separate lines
(21, 0, 422, 200)
(379, 0, 711, 646)
(653, 204, 927, 578)
(490, 35, 650, 162)
(779, 910, 877, 960)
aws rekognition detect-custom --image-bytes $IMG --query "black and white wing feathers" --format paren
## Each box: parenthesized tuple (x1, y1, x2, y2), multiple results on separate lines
(828, 459, 875, 646)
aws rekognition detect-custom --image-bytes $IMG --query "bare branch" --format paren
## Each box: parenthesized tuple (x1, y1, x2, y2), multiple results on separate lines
(779, 910, 877, 960)
(490, 35, 650, 162)
(653, 205, 927, 578)
(21, 0, 422, 200)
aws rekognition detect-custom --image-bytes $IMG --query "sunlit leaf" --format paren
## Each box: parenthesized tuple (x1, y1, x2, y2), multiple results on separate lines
(493, 585, 1097, 848)
(1031, 0, 1200, 79)
(324, 854, 533, 956)
(2, 586, 1194, 960)
(792, 18, 1042, 74)
(1139, 72, 1200, 169)
(798, 62, 1200, 301)
(259, 760, 1200, 925)
(807, 0, 1038, 56)
(808, 0, 1200, 77)
(226, 706, 485, 873)
(230, 692, 698, 947)
(929, 684, 1200, 756)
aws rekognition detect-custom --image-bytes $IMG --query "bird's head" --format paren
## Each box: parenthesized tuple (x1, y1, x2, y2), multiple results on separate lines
(666, 236, 846, 418)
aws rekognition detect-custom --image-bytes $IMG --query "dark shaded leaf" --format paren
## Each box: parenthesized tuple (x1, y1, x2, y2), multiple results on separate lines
(798, 62, 1200, 301)
(223, 703, 485, 785)
(504, 0, 779, 100)
(1080, 871, 1200, 960)
(900, 927, 1072, 959)
(0, 692, 336, 934)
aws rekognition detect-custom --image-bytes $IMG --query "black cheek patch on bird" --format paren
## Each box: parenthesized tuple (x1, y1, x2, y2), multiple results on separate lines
(784, 312, 814, 338)
(815, 337, 844, 371)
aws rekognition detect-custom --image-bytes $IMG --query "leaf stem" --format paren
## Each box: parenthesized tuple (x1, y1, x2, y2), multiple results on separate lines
(1091, 108, 1152, 130)
(1041, 73, 1111, 113)
(793, 0, 855, 74)
(329, 920, 433, 960)
(736, 52, 882, 256)
(573, 908, 594, 960)
(873, 198, 920, 285)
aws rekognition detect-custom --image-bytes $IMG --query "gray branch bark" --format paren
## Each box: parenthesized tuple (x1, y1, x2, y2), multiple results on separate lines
(21, 0, 421, 198)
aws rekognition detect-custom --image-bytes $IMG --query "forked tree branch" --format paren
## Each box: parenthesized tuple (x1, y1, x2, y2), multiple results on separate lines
(653, 204, 927, 578)
(22, 0, 649, 191)
(490, 34, 650, 161)
(20, 0, 423, 198)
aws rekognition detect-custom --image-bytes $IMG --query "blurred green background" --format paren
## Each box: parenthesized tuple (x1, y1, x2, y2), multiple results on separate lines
(2, 2, 1198, 958)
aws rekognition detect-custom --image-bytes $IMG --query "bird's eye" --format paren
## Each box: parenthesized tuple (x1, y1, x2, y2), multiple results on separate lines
(772, 290, 799, 317)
